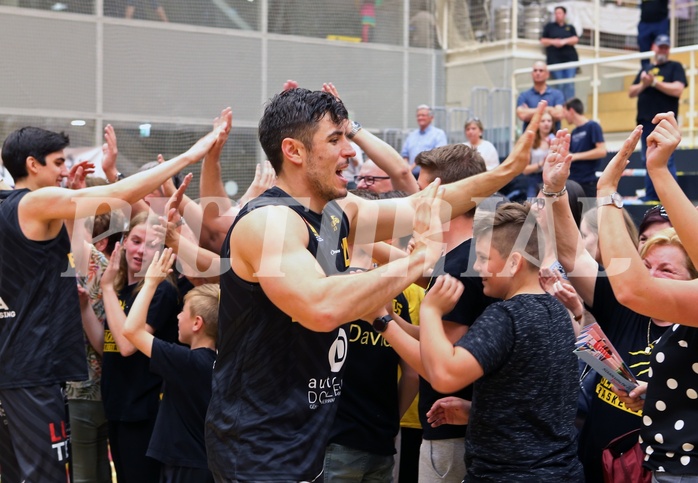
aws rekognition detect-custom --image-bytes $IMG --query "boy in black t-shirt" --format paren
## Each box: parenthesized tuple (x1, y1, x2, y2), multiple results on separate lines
(123, 248, 218, 483)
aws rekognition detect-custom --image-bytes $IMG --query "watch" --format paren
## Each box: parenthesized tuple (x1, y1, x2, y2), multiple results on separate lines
(347, 121, 362, 139)
(597, 191, 623, 209)
(372, 314, 392, 333)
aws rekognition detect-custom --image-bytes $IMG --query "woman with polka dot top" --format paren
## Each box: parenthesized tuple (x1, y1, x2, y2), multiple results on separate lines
(597, 115, 698, 482)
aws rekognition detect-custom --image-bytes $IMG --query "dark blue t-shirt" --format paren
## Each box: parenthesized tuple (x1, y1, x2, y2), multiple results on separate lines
(569, 120, 605, 185)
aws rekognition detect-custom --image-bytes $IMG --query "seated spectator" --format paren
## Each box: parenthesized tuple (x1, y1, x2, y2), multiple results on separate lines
(463, 118, 499, 171)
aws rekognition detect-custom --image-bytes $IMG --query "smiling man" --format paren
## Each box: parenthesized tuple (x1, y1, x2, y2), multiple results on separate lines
(205, 89, 547, 482)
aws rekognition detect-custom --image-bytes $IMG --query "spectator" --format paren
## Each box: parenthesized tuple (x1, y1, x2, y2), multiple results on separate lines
(638, 0, 668, 70)
(401, 104, 448, 176)
(629, 34, 686, 201)
(100, 213, 181, 483)
(543, 126, 680, 483)
(122, 248, 217, 483)
(463, 118, 499, 171)
(540, 6, 579, 100)
(638, 204, 672, 250)
(356, 159, 394, 193)
(562, 97, 607, 197)
(596, 114, 698, 482)
(517, 61, 565, 132)
(522, 111, 554, 197)
(379, 143, 495, 483)
(420, 202, 583, 482)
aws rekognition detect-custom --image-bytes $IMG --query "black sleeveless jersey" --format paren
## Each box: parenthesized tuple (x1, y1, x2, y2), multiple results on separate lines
(206, 187, 351, 481)
(0, 189, 87, 388)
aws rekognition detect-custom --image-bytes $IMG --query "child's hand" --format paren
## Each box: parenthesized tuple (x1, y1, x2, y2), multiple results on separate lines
(423, 275, 463, 316)
(145, 247, 176, 286)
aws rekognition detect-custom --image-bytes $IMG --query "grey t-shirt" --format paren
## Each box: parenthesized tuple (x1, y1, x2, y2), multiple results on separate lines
(457, 293, 583, 482)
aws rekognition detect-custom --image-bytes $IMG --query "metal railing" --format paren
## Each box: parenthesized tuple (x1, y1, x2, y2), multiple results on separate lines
(511, 45, 698, 145)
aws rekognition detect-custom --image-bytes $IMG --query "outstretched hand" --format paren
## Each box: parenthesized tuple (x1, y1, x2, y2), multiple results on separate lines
(542, 129, 572, 193)
(504, 100, 547, 174)
(183, 110, 230, 164)
(238, 160, 276, 207)
(101, 124, 118, 181)
(646, 112, 681, 172)
(100, 242, 122, 290)
(67, 160, 96, 190)
(321, 82, 341, 100)
(164, 172, 193, 225)
(597, 125, 642, 195)
(144, 247, 176, 286)
(282, 79, 300, 92)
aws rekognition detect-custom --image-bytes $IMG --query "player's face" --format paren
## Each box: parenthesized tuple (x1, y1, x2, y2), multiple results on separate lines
(177, 300, 195, 345)
(123, 224, 158, 278)
(474, 234, 511, 299)
(305, 115, 355, 203)
(35, 151, 68, 188)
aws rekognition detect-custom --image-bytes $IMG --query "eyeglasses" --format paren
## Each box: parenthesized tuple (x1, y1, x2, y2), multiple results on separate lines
(643, 204, 668, 219)
(355, 175, 391, 186)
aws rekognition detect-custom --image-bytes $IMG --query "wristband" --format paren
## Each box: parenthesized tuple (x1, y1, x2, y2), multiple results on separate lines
(541, 186, 567, 198)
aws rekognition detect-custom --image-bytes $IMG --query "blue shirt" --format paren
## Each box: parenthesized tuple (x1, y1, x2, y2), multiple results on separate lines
(517, 86, 565, 131)
(401, 124, 448, 165)
(569, 120, 604, 185)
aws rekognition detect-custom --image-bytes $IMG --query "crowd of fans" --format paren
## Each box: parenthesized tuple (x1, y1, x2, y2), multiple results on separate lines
(0, 75, 697, 483)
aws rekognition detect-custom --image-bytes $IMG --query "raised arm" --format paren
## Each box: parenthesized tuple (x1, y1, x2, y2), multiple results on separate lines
(122, 248, 176, 358)
(345, 101, 548, 246)
(21, 120, 226, 224)
(598, 119, 698, 326)
(100, 243, 155, 357)
(542, 130, 599, 305)
(646, 113, 698, 264)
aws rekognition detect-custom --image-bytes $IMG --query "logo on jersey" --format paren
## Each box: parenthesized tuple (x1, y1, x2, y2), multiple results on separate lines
(307, 328, 347, 409)
(0, 297, 16, 319)
(329, 327, 348, 373)
(330, 215, 340, 232)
